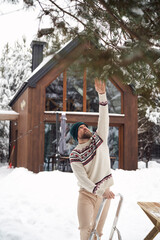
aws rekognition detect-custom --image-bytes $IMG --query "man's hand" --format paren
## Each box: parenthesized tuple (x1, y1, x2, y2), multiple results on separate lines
(103, 188, 115, 199)
(95, 78, 106, 94)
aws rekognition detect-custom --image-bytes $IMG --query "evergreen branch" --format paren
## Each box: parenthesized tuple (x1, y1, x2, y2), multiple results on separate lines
(98, 0, 160, 47)
(98, 0, 137, 40)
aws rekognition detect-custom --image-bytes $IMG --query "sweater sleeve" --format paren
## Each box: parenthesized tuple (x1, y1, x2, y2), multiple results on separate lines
(71, 161, 106, 196)
(71, 161, 95, 192)
(96, 93, 109, 143)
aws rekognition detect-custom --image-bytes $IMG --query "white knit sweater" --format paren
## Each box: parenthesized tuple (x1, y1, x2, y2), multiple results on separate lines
(69, 93, 114, 196)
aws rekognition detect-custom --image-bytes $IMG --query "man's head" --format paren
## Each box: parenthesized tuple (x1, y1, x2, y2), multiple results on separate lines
(70, 122, 92, 142)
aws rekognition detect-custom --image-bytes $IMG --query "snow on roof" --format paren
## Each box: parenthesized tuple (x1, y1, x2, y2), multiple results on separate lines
(25, 54, 54, 82)
(0, 110, 19, 121)
(25, 38, 74, 83)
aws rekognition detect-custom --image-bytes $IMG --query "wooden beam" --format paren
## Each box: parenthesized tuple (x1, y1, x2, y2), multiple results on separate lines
(138, 202, 160, 240)
(83, 68, 87, 112)
(63, 70, 67, 111)
(44, 112, 125, 125)
(144, 227, 159, 240)
(0, 110, 19, 120)
(119, 125, 124, 169)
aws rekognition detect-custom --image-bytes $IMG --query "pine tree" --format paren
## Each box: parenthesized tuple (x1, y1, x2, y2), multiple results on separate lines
(0, 37, 32, 162)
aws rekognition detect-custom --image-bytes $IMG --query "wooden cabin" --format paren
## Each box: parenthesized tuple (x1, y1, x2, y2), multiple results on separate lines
(9, 37, 138, 173)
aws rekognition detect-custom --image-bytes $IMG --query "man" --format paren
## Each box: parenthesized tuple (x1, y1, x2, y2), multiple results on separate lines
(69, 78, 115, 240)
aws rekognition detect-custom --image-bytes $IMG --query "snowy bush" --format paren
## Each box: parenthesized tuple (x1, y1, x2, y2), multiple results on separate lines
(146, 107, 160, 125)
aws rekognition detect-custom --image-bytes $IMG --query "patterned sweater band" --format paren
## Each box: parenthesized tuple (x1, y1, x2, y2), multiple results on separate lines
(99, 100, 108, 106)
(93, 173, 112, 194)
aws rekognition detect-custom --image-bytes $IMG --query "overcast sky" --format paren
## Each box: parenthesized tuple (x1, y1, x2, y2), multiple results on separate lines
(0, 1, 41, 52)
(0, 0, 82, 53)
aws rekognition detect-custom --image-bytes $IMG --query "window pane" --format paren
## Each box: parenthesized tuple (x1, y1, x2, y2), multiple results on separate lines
(87, 125, 119, 169)
(87, 77, 121, 113)
(86, 80, 99, 112)
(108, 127, 119, 170)
(67, 61, 83, 111)
(44, 122, 74, 172)
(107, 81, 121, 114)
(44, 123, 57, 171)
(44, 124, 57, 157)
(45, 74, 63, 111)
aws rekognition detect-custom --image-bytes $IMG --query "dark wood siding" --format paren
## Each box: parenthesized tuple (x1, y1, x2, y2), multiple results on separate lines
(11, 89, 29, 168)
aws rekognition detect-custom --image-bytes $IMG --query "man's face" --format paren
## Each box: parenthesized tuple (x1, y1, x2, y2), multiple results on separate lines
(77, 124, 92, 140)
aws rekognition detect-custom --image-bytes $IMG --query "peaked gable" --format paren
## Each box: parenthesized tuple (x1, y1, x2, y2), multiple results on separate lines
(9, 37, 83, 106)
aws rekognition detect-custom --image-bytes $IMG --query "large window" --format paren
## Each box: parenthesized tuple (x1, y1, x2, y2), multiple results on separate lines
(45, 58, 122, 114)
(44, 122, 119, 171)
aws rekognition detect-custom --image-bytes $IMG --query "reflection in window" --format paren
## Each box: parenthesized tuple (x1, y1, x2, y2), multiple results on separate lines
(107, 81, 121, 114)
(108, 127, 119, 169)
(86, 80, 99, 112)
(44, 122, 75, 171)
(44, 123, 57, 158)
(45, 74, 63, 111)
(44, 122, 119, 171)
(67, 61, 83, 111)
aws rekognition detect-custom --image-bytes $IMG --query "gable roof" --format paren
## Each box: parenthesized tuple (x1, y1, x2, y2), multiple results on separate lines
(9, 37, 82, 106)
(9, 35, 135, 107)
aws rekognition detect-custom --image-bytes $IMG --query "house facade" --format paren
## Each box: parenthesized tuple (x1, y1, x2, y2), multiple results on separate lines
(9, 37, 138, 173)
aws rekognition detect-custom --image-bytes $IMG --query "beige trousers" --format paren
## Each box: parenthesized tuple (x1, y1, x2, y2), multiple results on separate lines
(77, 189, 111, 240)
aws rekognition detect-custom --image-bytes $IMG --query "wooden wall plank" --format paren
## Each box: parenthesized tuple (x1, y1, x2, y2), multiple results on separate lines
(119, 125, 124, 169)
(123, 91, 138, 170)
(12, 89, 30, 169)
(83, 68, 87, 112)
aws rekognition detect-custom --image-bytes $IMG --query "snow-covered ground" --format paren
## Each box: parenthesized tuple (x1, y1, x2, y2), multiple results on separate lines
(0, 161, 160, 240)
